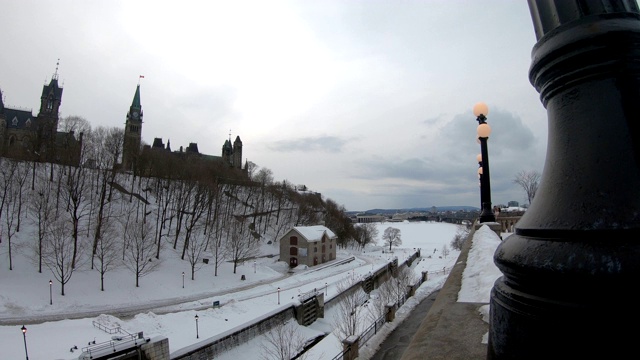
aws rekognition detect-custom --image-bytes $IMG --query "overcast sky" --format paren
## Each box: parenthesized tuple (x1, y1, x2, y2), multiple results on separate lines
(0, 0, 548, 211)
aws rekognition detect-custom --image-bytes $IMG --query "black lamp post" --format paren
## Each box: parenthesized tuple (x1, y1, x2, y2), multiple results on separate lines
(477, 153, 484, 209)
(474, 102, 495, 223)
(182, 272, 185, 289)
(49, 280, 52, 305)
(277, 287, 280, 305)
(489, 1, 640, 359)
(194, 314, 199, 339)
(21, 325, 29, 360)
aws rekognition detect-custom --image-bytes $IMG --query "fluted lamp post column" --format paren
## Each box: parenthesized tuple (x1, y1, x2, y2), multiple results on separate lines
(21, 325, 29, 360)
(474, 102, 495, 223)
(477, 153, 483, 209)
(489, 1, 640, 359)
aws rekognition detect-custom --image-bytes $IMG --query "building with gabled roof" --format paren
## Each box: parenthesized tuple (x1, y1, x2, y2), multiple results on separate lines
(0, 63, 82, 166)
(279, 225, 337, 268)
(121, 83, 248, 178)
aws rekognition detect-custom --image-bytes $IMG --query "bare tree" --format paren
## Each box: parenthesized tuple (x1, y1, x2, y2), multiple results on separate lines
(0, 158, 18, 222)
(94, 214, 121, 291)
(42, 219, 80, 296)
(28, 171, 56, 273)
(12, 160, 30, 233)
(2, 176, 19, 270)
(59, 115, 91, 138)
(123, 220, 159, 287)
(354, 223, 379, 250)
(376, 266, 416, 308)
(226, 217, 260, 274)
(382, 227, 402, 251)
(513, 170, 541, 205)
(441, 244, 450, 258)
(185, 228, 209, 281)
(332, 276, 369, 341)
(59, 163, 90, 269)
(450, 225, 470, 251)
(87, 126, 124, 269)
(260, 320, 310, 360)
(180, 182, 209, 260)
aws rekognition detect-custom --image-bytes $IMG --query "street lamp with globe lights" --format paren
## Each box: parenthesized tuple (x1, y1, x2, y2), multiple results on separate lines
(488, 2, 640, 358)
(49, 280, 52, 305)
(473, 102, 496, 223)
(21, 325, 29, 360)
(195, 314, 199, 339)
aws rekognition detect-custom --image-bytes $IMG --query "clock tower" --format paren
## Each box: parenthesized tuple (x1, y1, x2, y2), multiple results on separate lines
(122, 84, 143, 171)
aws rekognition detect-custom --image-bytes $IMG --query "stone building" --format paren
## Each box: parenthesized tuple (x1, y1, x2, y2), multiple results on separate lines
(279, 225, 337, 268)
(0, 67, 82, 166)
(121, 83, 248, 177)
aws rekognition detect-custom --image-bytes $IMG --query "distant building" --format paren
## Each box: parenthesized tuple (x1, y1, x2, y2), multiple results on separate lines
(279, 225, 337, 268)
(507, 201, 519, 207)
(356, 214, 387, 223)
(0, 65, 82, 166)
(120, 83, 248, 177)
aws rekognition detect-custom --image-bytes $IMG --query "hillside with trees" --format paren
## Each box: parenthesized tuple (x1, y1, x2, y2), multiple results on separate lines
(0, 125, 358, 293)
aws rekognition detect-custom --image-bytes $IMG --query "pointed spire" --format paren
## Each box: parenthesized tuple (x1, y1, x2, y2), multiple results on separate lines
(132, 84, 141, 108)
(53, 59, 60, 80)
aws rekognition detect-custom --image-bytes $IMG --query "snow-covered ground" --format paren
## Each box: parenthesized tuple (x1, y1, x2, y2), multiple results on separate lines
(0, 220, 496, 360)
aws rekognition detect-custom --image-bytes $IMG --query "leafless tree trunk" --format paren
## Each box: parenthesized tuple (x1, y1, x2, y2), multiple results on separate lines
(513, 170, 541, 206)
(3, 181, 19, 270)
(123, 220, 159, 287)
(180, 182, 209, 260)
(332, 276, 369, 341)
(29, 170, 56, 273)
(441, 244, 450, 258)
(94, 208, 121, 291)
(376, 266, 416, 310)
(60, 163, 89, 269)
(382, 227, 402, 251)
(13, 160, 30, 233)
(0, 158, 18, 223)
(260, 320, 310, 360)
(226, 217, 260, 274)
(42, 219, 80, 296)
(185, 228, 208, 281)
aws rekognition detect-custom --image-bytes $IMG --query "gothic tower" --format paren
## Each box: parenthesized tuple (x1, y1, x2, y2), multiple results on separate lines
(122, 84, 143, 171)
(233, 135, 243, 169)
(222, 137, 233, 166)
(36, 66, 63, 161)
(0, 89, 6, 155)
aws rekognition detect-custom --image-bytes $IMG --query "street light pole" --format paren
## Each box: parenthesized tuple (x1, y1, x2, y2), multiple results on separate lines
(474, 102, 495, 223)
(195, 314, 199, 339)
(182, 272, 185, 289)
(477, 153, 484, 209)
(21, 325, 29, 360)
(49, 280, 52, 305)
(277, 287, 280, 305)
(489, 2, 640, 359)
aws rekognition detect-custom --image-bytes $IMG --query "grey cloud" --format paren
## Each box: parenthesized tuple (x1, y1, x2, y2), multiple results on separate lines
(269, 136, 348, 153)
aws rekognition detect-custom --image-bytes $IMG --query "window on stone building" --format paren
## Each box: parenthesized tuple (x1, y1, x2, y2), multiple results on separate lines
(290, 236, 298, 245)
